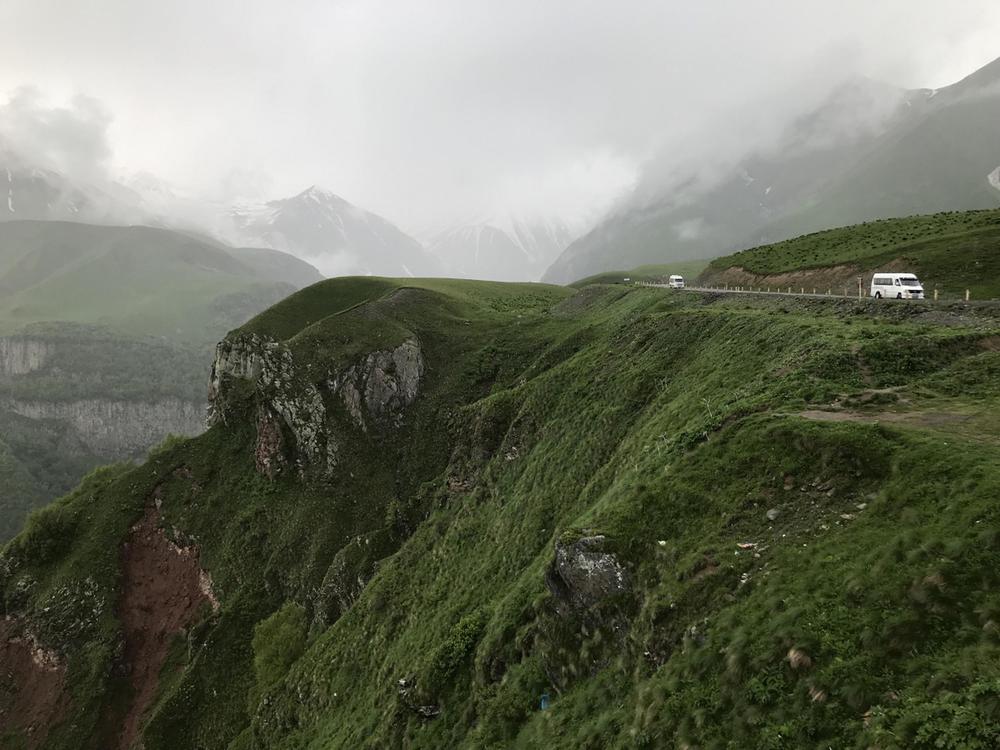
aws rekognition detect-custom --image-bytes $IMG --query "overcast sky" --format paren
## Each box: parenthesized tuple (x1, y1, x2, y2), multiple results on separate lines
(1, 0, 998, 232)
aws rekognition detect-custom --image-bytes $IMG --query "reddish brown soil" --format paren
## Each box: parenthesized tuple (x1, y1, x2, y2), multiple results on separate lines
(116, 507, 216, 750)
(701, 259, 913, 294)
(0, 617, 70, 749)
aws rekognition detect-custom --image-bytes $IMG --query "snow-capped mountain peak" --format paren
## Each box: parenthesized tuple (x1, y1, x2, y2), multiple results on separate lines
(426, 214, 576, 282)
(227, 186, 443, 279)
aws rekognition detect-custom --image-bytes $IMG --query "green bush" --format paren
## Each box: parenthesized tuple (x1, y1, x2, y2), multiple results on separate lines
(867, 679, 1000, 749)
(250, 603, 309, 703)
(427, 608, 489, 694)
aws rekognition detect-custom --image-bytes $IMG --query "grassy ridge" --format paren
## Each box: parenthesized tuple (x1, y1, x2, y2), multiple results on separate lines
(4, 278, 1000, 749)
(704, 209, 1000, 298)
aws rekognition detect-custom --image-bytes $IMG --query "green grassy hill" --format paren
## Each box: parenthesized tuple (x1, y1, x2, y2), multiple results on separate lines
(701, 209, 1000, 299)
(5, 273, 1000, 749)
(0, 220, 322, 342)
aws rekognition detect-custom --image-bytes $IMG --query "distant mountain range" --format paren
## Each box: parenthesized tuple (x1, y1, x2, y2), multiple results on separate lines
(543, 55, 1000, 284)
(2, 138, 580, 282)
(229, 185, 445, 278)
(425, 216, 574, 281)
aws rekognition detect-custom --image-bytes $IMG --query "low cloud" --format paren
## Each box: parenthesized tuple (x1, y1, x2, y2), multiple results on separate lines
(1, 1, 998, 236)
(0, 87, 113, 183)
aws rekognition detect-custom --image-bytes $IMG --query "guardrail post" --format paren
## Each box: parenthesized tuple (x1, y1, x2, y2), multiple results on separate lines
(966, 289, 970, 302)
(934, 288, 938, 302)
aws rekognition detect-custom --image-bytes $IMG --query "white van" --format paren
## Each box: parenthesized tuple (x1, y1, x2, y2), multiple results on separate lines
(871, 273, 924, 300)
(668, 275, 685, 289)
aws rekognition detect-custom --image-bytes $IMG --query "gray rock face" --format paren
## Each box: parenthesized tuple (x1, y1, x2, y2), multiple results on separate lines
(334, 339, 425, 431)
(0, 338, 54, 375)
(546, 535, 630, 612)
(312, 536, 380, 629)
(253, 407, 287, 478)
(209, 333, 327, 473)
(3, 398, 204, 458)
(209, 333, 424, 477)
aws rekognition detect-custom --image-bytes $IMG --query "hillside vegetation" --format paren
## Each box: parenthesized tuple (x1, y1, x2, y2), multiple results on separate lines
(701, 209, 1000, 299)
(4, 276, 1000, 749)
(0, 220, 322, 541)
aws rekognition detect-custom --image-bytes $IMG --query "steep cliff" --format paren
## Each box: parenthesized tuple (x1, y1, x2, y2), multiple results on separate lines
(0, 337, 55, 376)
(3, 398, 204, 458)
(3, 278, 1000, 749)
(0, 326, 208, 539)
(208, 329, 425, 476)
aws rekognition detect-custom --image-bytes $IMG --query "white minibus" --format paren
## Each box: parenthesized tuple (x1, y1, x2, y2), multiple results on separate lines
(668, 275, 685, 289)
(871, 273, 924, 300)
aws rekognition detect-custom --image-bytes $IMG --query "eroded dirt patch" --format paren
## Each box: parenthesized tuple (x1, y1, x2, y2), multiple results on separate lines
(116, 506, 217, 750)
(702, 263, 864, 292)
(0, 617, 70, 749)
(702, 259, 916, 294)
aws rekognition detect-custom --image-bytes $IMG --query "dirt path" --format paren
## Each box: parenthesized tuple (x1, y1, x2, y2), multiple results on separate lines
(797, 409, 990, 438)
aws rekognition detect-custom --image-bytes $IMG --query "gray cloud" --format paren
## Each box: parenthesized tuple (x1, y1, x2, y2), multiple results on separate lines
(0, 87, 113, 182)
(0, 0, 998, 232)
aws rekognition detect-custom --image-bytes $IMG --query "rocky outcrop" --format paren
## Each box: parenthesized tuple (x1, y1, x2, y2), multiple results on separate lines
(312, 534, 387, 630)
(209, 333, 328, 473)
(209, 332, 425, 477)
(0, 337, 54, 375)
(545, 534, 630, 613)
(3, 398, 204, 458)
(540, 534, 633, 690)
(333, 339, 425, 431)
(254, 407, 287, 478)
